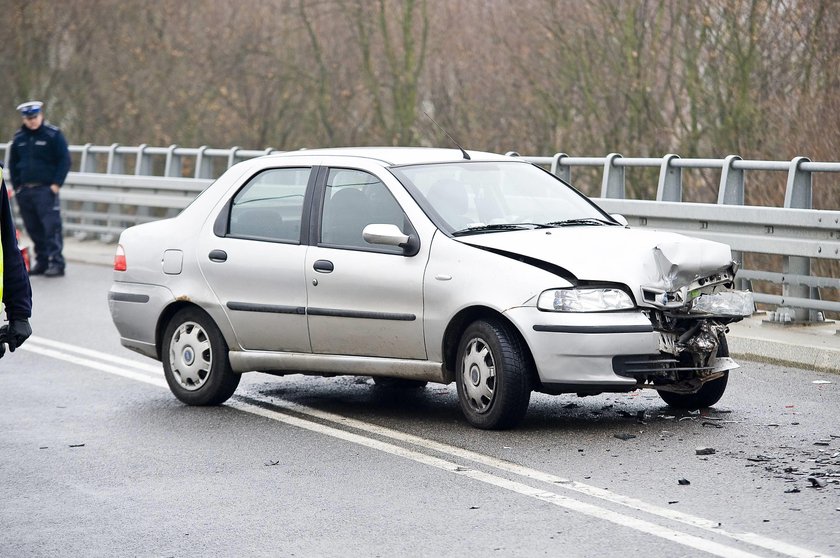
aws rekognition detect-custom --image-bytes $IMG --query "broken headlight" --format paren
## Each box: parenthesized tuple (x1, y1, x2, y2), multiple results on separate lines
(537, 288, 635, 312)
(690, 290, 755, 317)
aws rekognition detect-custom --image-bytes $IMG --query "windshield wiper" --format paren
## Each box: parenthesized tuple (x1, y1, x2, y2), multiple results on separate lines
(452, 223, 550, 236)
(544, 217, 618, 227)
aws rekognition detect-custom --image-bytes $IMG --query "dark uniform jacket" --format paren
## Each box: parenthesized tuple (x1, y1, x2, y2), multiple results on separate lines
(8, 122, 71, 189)
(0, 169, 32, 320)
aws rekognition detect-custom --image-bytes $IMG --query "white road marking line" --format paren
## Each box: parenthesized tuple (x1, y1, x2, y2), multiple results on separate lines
(26, 335, 163, 374)
(260, 399, 831, 558)
(231, 399, 764, 558)
(20, 344, 167, 388)
(21, 339, 835, 558)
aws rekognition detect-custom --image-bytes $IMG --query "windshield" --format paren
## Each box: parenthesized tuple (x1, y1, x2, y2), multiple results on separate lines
(390, 161, 615, 235)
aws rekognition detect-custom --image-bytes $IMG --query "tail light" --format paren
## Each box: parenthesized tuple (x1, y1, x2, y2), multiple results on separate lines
(114, 244, 127, 271)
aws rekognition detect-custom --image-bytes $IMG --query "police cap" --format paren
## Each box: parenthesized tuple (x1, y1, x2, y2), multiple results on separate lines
(16, 101, 44, 117)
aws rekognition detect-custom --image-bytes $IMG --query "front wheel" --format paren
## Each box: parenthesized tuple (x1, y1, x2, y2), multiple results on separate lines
(658, 336, 730, 409)
(455, 319, 532, 430)
(162, 307, 240, 406)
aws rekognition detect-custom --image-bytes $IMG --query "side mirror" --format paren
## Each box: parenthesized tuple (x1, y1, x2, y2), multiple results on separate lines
(363, 224, 420, 256)
(610, 213, 629, 227)
(363, 224, 409, 246)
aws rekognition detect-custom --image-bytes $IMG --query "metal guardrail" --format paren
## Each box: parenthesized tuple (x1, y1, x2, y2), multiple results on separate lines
(3, 143, 839, 321)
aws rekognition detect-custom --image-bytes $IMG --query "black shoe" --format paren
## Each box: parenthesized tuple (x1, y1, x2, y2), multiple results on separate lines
(29, 265, 47, 276)
(44, 265, 65, 277)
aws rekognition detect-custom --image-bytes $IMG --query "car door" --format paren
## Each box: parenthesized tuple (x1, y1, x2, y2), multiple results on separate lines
(198, 166, 314, 352)
(305, 167, 427, 359)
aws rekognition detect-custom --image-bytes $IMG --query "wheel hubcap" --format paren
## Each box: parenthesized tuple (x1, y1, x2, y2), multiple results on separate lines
(461, 337, 496, 414)
(469, 364, 481, 386)
(182, 347, 195, 366)
(169, 321, 212, 391)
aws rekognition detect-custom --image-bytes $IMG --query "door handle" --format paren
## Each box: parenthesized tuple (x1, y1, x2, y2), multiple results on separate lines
(313, 259, 334, 273)
(208, 249, 228, 262)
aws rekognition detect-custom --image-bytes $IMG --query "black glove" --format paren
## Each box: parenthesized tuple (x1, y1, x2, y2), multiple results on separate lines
(0, 319, 32, 357)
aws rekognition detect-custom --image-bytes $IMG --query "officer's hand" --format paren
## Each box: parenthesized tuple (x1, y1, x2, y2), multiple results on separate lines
(0, 319, 32, 354)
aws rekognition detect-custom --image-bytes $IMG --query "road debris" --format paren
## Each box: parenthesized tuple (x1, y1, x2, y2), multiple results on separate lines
(678, 478, 691, 485)
(807, 477, 827, 489)
(614, 433, 637, 441)
(696, 447, 716, 455)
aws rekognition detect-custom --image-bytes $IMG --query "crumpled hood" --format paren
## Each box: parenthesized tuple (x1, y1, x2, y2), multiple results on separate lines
(461, 226, 734, 292)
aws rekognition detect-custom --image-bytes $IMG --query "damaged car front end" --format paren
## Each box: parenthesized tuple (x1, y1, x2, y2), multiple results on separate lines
(616, 245, 755, 407)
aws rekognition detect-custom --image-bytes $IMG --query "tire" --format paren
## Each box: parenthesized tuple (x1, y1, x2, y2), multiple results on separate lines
(162, 307, 240, 406)
(658, 335, 730, 410)
(371, 377, 428, 389)
(455, 319, 532, 430)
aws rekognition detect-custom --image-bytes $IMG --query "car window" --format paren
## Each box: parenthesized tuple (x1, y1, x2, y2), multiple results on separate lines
(392, 161, 610, 233)
(228, 168, 309, 242)
(320, 168, 410, 253)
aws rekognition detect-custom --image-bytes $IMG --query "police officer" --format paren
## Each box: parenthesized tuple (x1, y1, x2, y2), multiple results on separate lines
(0, 165, 33, 358)
(8, 101, 71, 277)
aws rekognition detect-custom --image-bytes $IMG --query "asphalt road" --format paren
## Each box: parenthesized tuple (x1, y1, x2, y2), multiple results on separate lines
(1, 262, 839, 558)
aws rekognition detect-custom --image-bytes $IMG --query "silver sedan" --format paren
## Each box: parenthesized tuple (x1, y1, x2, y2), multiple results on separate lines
(109, 148, 753, 429)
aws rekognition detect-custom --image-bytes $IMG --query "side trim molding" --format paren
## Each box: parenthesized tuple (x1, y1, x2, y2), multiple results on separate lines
(109, 292, 151, 303)
(227, 302, 305, 315)
(307, 307, 416, 321)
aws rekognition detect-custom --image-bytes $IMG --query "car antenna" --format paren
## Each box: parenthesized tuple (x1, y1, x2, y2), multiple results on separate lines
(424, 111, 470, 160)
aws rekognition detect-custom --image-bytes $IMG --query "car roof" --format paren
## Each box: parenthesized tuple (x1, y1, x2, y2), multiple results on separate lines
(263, 147, 512, 166)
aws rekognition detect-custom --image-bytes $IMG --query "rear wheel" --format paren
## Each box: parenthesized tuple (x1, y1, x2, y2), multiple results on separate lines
(658, 336, 730, 409)
(162, 307, 240, 406)
(455, 319, 532, 430)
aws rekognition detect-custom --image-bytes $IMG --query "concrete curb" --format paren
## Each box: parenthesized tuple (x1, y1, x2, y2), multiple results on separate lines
(727, 318, 840, 375)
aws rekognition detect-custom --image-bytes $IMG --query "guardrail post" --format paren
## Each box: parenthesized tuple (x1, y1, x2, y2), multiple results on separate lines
(132, 144, 154, 227)
(718, 155, 744, 205)
(656, 154, 682, 202)
(73, 144, 98, 240)
(782, 156, 817, 322)
(551, 153, 571, 183)
(101, 143, 125, 242)
(163, 145, 183, 218)
(601, 153, 625, 199)
(718, 155, 748, 291)
(135, 144, 152, 175)
(106, 143, 124, 174)
(195, 146, 214, 179)
(79, 143, 97, 172)
(227, 146, 241, 170)
(164, 144, 182, 178)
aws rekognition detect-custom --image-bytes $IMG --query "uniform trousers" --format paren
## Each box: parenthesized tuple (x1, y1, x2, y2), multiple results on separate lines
(15, 185, 64, 270)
